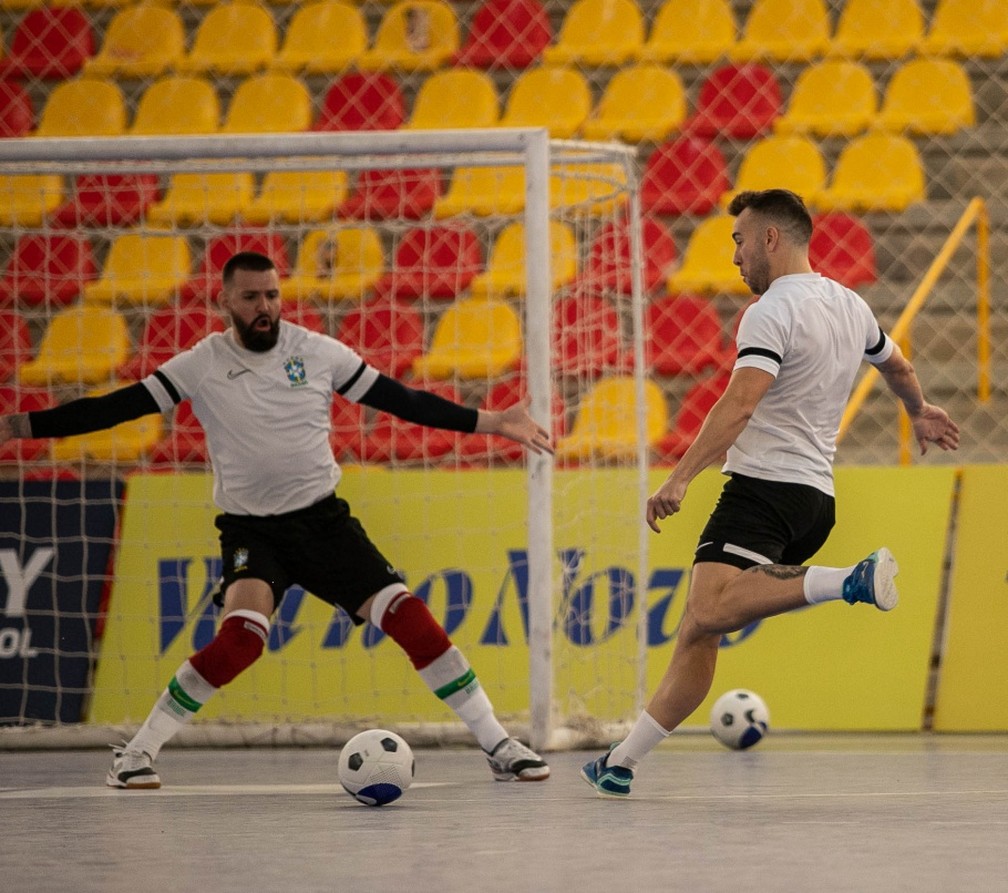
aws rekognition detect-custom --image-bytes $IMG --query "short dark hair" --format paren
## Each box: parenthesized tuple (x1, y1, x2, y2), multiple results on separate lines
(727, 189, 813, 246)
(222, 251, 276, 285)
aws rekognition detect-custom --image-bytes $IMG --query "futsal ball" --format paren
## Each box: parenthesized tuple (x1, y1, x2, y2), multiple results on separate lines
(710, 689, 770, 750)
(338, 729, 415, 806)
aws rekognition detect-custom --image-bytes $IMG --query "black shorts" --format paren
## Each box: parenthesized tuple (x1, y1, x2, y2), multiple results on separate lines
(214, 494, 404, 623)
(694, 473, 835, 570)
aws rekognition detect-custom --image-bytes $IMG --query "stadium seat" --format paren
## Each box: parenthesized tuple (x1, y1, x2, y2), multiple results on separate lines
(0, 80, 33, 138)
(817, 132, 925, 213)
(149, 400, 208, 466)
(118, 306, 224, 382)
(405, 68, 500, 130)
(334, 296, 424, 377)
(19, 306, 130, 386)
(667, 215, 750, 295)
(876, 58, 975, 136)
(221, 73, 312, 135)
(732, 0, 831, 61)
(0, 174, 62, 228)
(454, 0, 552, 68)
(542, 0, 645, 66)
(271, 0, 367, 74)
(721, 134, 827, 208)
(83, 234, 191, 307)
(581, 215, 678, 295)
(556, 376, 667, 463)
(242, 170, 349, 225)
(552, 293, 630, 379)
(433, 166, 526, 218)
(358, 0, 460, 72)
(338, 168, 441, 220)
(922, 0, 1008, 57)
(361, 380, 464, 463)
(284, 302, 326, 334)
(312, 72, 406, 132)
(51, 384, 163, 463)
(412, 297, 523, 380)
(639, 0, 737, 64)
(0, 385, 52, 464)
(285, 227, 385, 302)
(809, 212, 877, 289)
(774, 60, 877, 137)
(0, 234, 96, 308)
(653, 372, 730, 462)
(685, 63, 782, 139)
(0, 310, 31, 381)
(0, 7, 93, 79)
(180, 231, 290, 304)
(147, 172, 255, 227)
(177, 1, 277, 76)
(470, 220, 577, 298)
(129, 76, 220, 136)
(550, 163, 628, 217)
(645, 293, 729, 376)
(372, 223, 482, 301)
(828, 0, 923, 59)
(84, 4, 185, 78)
(50, 174, 161, 229)
(641, 136, 730, 216)
(580, 63, 686, 143)
(499, 66, 592, 138)
(33, 77, 126, 138)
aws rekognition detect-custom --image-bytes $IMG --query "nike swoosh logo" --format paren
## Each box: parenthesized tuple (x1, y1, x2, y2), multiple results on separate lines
(227, 368, 252, 379)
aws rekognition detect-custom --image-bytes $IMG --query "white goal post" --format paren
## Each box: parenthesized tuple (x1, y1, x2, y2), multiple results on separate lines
(0, 129, 651, 752)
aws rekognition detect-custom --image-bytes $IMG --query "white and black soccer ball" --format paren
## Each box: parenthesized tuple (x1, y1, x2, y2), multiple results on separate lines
(338, 729, 415, 806)
(710, 689, 770, 750)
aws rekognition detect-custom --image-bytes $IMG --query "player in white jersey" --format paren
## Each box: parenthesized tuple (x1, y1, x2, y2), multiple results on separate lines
(0, 251, 553, 788)
(582, 189, 960, 798)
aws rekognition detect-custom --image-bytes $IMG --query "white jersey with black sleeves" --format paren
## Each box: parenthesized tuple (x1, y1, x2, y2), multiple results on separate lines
(142, 321, 379, 516)
(727, 272, 894, 495)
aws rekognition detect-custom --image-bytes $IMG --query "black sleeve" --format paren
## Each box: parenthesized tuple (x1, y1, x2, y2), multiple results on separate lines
(28, 382, 163, 439)
(358, 373, 479, 433)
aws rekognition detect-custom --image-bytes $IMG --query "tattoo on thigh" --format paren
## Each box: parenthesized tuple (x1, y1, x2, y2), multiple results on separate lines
(752, 564, 807, 580)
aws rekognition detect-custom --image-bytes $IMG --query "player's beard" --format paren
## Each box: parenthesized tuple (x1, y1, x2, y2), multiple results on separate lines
(743, 252, 771, 296)
(233, 314, 280, 352)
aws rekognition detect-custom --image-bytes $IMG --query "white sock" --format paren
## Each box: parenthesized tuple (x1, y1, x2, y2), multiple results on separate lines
(419, 646, 508, 752)
(609, 711, 670, 770)
(127, 660, 217, 761)
(803, 564, 857, 605)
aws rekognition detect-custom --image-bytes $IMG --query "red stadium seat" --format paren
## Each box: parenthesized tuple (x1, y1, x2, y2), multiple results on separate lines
(0, 81, 34, 138)
(372, 223, 483, 301)
(312, 72, 406, 132)
(117, 306, 225, 381)
(0, 385, 53, 463)
(0, 8, 94, 80)
(0, 234, 96, 308)
(150, 400, 208, 466)
(552, 292, 631, 379)
(0, 309, 32, 382)
(653, 372, 731, 462)
(809, 212, 878, 289)
(581, 215, 677, 295)
(180, 231, 290, 305)
(50, 174, 161, 229)
(645, 294, 730, 377)
(361, 380, 465, 463)
(685, 63, 782, 139)
(454, 0, 552, 68)
(338, 168, 442, 221)
(283, 301, 327, 334)
(335, 296, 424, 377)
(641, 136, 731, 216)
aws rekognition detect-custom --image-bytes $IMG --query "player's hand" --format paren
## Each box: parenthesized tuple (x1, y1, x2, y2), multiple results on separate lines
(646, 475, 688, 533)
(482, 395, 554, 455)
(911, 403, 960, 455)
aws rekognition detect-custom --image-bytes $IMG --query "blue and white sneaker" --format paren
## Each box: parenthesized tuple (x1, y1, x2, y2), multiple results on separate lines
(580, 748, 633, 798)
(842, 547, 899, 611)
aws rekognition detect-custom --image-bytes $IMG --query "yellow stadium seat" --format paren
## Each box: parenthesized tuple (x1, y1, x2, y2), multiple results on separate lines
(84, 5, 186, 78)
(499, 67, 591, 138)
(405, 69, 500, 130)
(556, 376, 668, 462)
(51, 385, 163, 463)
(542, 0, 645, 66)
(83, 234, 191, 306)
(0, 174, 63, 227)
(434, 166, 526, 218)
(721, 135, 827, 208)
(580, 63, 686, 143)
(639, 0, 737, 64)
(271, 0, 366, 74)
(129, 77, 220, 136)
(667, 215, 750, 295)
(923, 0, 1008, 57)
(19, 306, 130, 386)
(732, 0, 831, 62)
(411, 297, 523, 380)
(828, 0, 923, 59)
(774, 59, 877, 137)
(358, 0, 460, 72)
(876, 58, 975, 136)
(550, 163, 628, 217)
(176, 1, 277, 76)
(221, 73, 312, 134)
(242, 170, 350, 225)
(34, 78, 126, 138)
(285, 227, 385, 302)
(817, 133, 925, 213)
(470, 220, 577, 299)
(147, 173, 255, 227)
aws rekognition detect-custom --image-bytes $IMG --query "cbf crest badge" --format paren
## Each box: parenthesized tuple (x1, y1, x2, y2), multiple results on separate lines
(283, 355, 307, 387)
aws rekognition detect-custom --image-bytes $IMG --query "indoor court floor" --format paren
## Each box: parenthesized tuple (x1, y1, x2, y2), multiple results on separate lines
(2, 734, 1006, 893)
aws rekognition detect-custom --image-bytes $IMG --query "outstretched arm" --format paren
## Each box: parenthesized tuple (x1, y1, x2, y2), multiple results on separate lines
(475, 394, 553, 455)
(875, 346, 960, 455)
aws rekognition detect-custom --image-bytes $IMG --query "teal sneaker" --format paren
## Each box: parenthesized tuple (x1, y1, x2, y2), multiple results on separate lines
(842, 547, 899, 611)
(580, 748, 633, 798)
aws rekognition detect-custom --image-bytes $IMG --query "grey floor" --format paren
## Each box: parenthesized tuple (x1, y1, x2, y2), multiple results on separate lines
(2, 735, 1006, 893)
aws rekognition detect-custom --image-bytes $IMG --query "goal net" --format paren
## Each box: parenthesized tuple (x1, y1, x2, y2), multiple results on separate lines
(0, 130, 651, 751)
